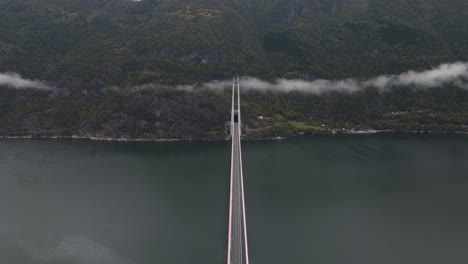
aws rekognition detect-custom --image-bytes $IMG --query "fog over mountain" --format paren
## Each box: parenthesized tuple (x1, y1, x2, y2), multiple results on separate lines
(3, 61, 467, 94)
(203, 62, 468, 94)
(0, 72, 52, 90)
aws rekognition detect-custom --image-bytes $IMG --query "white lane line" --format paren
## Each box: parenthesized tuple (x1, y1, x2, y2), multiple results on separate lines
(227, 80, 235, 264)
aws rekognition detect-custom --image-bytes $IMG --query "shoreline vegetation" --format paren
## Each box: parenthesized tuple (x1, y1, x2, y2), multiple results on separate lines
(1, 129, 467, 143)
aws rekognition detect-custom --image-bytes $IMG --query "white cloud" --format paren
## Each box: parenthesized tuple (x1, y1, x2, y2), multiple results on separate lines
(203, 62, 468, 94)
(0, 72, 52, 90)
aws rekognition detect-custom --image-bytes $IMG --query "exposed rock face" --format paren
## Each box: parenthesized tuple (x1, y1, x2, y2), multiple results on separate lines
(74, 89, 229, 140)
(178, 50, 225, 64)
(314, 0, 369, 14)
(341, 0, 369, 13)
(288, 0, 304, 25)
(0, 86, 230, 141)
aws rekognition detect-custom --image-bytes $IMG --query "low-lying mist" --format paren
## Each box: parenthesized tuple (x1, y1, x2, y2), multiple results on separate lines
(2, 62, 467, 94)
(204, 62, 468, 94)
(0, 72, 52, 90)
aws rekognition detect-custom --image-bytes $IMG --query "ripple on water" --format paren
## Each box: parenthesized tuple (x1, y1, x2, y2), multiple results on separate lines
(11, 172, 41, 188)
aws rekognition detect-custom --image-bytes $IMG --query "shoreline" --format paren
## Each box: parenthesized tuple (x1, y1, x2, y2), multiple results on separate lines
(0, 135, 184, 142)
(1, 130, 467, 143)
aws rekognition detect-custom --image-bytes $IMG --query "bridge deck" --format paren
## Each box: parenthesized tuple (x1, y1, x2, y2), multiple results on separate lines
(227, 78, 249, 264)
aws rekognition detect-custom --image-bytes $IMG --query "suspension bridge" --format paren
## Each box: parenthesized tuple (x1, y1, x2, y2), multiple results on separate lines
(227, 76, 250, 264)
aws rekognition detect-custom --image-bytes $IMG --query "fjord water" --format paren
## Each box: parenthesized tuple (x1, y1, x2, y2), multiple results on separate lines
(1, 135, 468, 264)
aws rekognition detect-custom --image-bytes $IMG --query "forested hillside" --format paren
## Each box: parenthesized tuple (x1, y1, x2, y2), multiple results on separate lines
(1, 0, 468, 139)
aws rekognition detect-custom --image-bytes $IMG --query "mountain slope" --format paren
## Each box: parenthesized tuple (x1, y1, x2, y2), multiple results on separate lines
(1, 0, 467, 83)
(0, 0, 468, 139)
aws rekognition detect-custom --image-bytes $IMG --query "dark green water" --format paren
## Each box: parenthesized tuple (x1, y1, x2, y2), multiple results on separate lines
(1, 135, 468, 264)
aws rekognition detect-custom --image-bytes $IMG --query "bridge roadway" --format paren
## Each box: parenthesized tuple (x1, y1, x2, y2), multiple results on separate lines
(227, 77, 250, 264)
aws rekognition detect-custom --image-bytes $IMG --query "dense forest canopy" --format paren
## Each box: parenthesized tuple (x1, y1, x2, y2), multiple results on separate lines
(1, 0, 467, 83)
